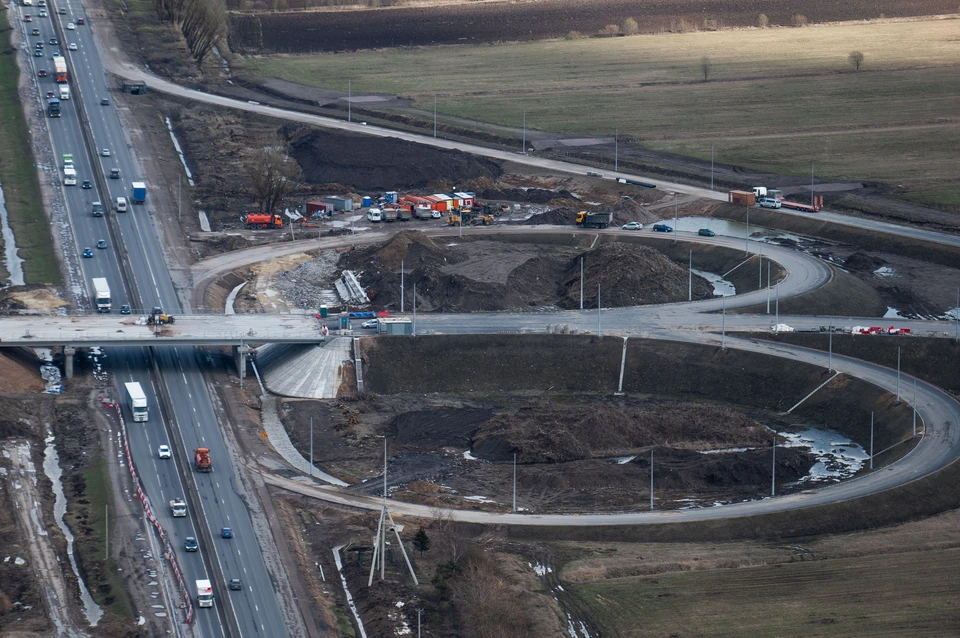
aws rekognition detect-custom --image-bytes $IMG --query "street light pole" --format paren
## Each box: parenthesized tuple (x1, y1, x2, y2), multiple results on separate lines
(775, 282, 780, 328)
(401, 260, 405, 313)
(348, 79, 351, 122)
(771, 431, 776, 496)
(615, 127, 618, 172)
(597, 283, 601, 336)
(766, 261, 771, 314)
(412, 283, 417, 337)
(710, 144, 715, 191)
(896, 346, 901, 402)
(649, 449, 654, 511)
(721, 294, 726, 349)
(522, 110, 526, 154)
(870, 412, 875, 470)
(913, 378, 918, 437)
(811, 160, 815, 206)
(580, 256, 584, 310)
(513, 453, 517, 512)
(828, 326, 833, 372)
(688, 249, 692, 302)
(745, 206, 750, 256)
(433, 93, 437, 138)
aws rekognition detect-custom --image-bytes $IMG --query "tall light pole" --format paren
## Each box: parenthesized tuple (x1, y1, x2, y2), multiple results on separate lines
(412, 283, 417, 337)
(433, 93, 437, 138)
(580, 256, 584, 310)
(597, 283, 601, 336)
(512, 453, 517, 512)
(710, 144, 715, 191)
(775, 283, 780, 329)
(649, 449, 654, 511)
(615, 127, 618, 172)
(310, 417, 314, 477)
(721, 294, 726, 349)
(401, 260, 405, 313)
(811, 160, 815, 206)
(913, 378, 918, 437)
(758, 248, 763, 288)
(766, 261, 771, 314)
(955, 287, 959, 342)
(771, 431, 776, 496)
(688, 249, 692, 302)
(869, 412, 874, 470)
(348, 79, 351, 122)
(896, 346, 901, 402)
(522, 110, 526, 154)
(828, 326, 833, 372)
(745, 206, 750, 256)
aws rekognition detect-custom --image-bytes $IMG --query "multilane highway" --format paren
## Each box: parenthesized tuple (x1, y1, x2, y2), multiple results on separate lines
(16, 3, 292, 636)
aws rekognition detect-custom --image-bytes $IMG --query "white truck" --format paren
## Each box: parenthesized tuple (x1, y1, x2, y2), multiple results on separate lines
(124, 381, 148, 422)
(92, 277, 111, 312)
(196, 579, 214, 608)
(63, 166, 77, 186)
(169, 499, 186, 517)
(59, 85, 70, 100)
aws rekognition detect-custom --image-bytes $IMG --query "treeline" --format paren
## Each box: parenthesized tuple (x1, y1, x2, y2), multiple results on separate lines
(153, 0, 225, 66)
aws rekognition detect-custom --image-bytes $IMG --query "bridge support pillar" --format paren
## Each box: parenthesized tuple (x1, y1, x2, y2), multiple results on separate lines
(233, 345, 251, 381)
(63, 346, 76, 379)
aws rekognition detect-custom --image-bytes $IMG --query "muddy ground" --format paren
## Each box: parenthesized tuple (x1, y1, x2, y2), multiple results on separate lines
(228, 0, 957, 53)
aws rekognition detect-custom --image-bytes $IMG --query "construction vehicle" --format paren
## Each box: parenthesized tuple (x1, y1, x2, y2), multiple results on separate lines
(243, 213, 283, 229)
(575, 211, 613, 229)
(147, 306, 175, 325)
(169, 498, 187, 517)
(194, 447, 212, 472)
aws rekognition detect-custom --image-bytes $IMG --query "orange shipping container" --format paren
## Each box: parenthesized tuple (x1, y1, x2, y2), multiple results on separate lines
(728, 190, 756, 206)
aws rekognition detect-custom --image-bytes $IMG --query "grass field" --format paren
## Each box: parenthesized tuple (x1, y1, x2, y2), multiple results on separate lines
(243, 18, 960, 208)
(0, 10, 61, 284)
(567, 547, 960, 636)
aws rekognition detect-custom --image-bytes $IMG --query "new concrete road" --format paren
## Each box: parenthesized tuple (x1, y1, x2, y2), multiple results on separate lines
(16, 4, 291, 636)
(98, 55, 960, 250)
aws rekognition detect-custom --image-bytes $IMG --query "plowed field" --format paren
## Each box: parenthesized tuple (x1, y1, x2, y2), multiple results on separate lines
(229, 0, 955, 53)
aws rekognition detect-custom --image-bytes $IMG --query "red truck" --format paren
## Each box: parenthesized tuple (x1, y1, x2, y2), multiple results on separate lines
(194, 447, 212, 472)
(244, 213, 283, 229)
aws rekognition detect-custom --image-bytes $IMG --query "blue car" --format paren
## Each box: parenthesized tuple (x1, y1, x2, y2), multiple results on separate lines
(184, 537, 198, 552)
(82, 247, 93, 258)
(221, 527, 233, 539)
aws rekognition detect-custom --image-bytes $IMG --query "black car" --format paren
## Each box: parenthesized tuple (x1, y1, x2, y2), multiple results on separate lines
(49, 37, 58, 45)
(38, 69, 47, 77)
(229, 578, 242, 591)
(81, 180, 92, 189)
(119, 304, 131, 315)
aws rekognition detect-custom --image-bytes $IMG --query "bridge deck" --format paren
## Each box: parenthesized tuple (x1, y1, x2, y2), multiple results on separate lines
(0, 314, 328, 347)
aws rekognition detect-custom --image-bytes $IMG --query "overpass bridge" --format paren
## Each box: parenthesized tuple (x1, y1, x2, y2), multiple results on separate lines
(0, 313, 328, 378)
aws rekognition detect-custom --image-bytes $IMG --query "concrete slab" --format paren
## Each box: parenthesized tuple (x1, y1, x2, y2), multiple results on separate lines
(257, 338, 353, 399)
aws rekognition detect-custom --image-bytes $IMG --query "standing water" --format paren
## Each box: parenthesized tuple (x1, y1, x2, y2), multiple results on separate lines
(43, 435, 104, 626)
(0, 181, 25, 285)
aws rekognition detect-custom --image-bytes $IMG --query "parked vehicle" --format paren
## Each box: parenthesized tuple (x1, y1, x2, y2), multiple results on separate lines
(361, 319, 378, 329)
(243, 213, 282, 229)
(366, 208, 382, 222)
(728, 190, 756, 206)
(575, 211, 613, 229)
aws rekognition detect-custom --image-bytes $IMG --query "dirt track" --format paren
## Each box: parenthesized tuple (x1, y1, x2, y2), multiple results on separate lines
(229, 0, 957, 53)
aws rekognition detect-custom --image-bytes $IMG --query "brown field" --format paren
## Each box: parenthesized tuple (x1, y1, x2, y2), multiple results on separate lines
(228, 0, 956, 53)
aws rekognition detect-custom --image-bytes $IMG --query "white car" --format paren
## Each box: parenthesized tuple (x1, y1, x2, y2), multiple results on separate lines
(100, 148, 110, 157)
(361, 319, 378, 329)
(68, 42, 77, 51)
(66, 22, 75, 30)
(622, 221, 643, 230)
(158, 445, 171, 459)
(431, 210, 442, 219)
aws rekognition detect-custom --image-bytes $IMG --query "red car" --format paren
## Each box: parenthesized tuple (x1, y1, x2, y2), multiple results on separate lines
(24, 15, 33, 22)
(38, 69, 47, 77)
(45, 90, 55, 99)
(77, 18, 85, 25)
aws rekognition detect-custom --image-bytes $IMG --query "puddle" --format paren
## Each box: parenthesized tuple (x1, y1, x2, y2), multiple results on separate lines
(691, 269, 736, 296)
(43, 435, 104, 626)
(164, 117, 195, 186)
(778, 427, 869, 483)
(0, 180, 25, 286)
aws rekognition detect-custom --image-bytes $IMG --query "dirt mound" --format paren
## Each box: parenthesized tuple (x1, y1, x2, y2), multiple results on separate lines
(372, 230, 445, 270)
(610, 197, 660, 225)
(523, 207, 580, 226)
(481, 187, 574, 204)
(288, 128, 502, 191)
(845, 252, 888, 272)
(389, 408, 494, 447)
(472, 402, 770, 463)
(557, 243, 713, 309)
(628, 446, 814, 489)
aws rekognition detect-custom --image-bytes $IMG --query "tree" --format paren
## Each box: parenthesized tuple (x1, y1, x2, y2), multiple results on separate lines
(247, 138, 302, 214)
(758, 13, 769, 28)
(848, 50, 865, 72)
(621, 17, 639, 36)
(792, 13, 808, 27)
(413, 527, 431, 556)
(153, 0, 226, 67)
(700, 56, 712, 81)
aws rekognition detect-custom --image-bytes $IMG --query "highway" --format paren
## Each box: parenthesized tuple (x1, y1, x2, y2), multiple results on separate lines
(16, 3, 291, 636)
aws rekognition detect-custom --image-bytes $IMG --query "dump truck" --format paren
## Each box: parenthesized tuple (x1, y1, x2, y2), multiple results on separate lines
(169, 498, 187, 517)
(397, 207, 412, 222)
(196, 580, 213, 608)
(575, 211, 612, 229)
(194, 447, 211, 472)
(244, 213, 282, 229)
(382, 208, 398, 222)
(131, 182, 146, 204)
(124, 381, 148, 422)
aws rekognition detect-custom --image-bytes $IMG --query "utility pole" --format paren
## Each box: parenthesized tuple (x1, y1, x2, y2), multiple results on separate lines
(649, 449, 654, 511)
(580, 256, 584, 310)
(348, 79, 351, 122)
(721, 294, 726, 349)
(896, 346, 901, 402)
(870, 412, 874, 470)
(745, 206, 750, 256)
(913, 378, 918, 437)
(412, 283, 417, 336)
(178, 175, 182, 222)
(597, 283, 601, 336)
(771, 432, 776, 496)
(674, 193, 679, 235)
(775, 283, 780, 328)
(758, 248, 763, 288)
(401, 260, 405, 313)
(956, 287, 959, 342)
(688, 249, 692, 302)
(811, 160, 815, 206)
(766, 261, 771, 314)
(433, 93, 437, 138)
(710, 144, 715, 191)
(828, 326, 833, 372)
(310, 417, 314, 477)
(522, 110, 526, 154)
(615, 128, 618, 172)
(512, 453, 517, 512)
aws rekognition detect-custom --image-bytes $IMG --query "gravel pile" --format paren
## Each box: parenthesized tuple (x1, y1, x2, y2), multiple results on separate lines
(271, 251, 341, 309)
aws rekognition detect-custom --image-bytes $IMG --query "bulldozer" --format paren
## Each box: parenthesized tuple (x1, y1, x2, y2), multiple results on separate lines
(147, 306, 175, 325)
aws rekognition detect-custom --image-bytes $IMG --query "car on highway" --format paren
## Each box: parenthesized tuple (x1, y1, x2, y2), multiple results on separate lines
(100, 148, 110, 157)
(119, 304, 131, 315)
(652, 224, 673, 233)
(45, 90, 55, 98)
(158, 445, 171, 459)
(23, 15, 32, 22)
(184, 537, 198, 552)
(48, 36, 57, 44)
(68, 43, 77, 51)
(59, 6, 65, 14)
(361, 319, 378, 329)
(221, 527, 233, 539)
(698, 228, 716, 237)
(622, 221, 643, 230)
(229, 578, 242, 591)
(32, 28, 40, 36)
(35, 41, 43, 49)
(110, 168, 120, 179)
(77, 17, 85, 25)
(37, 69, 47, 77)
(81, 180, 92, 189)
(66, 22, 75, 30)
(758, 197, 781, 209)
(34, 49, 43, 57)
(97, 239, 107, 249)
(38, 9, 47, 17)
(100, 97, 109, 105)
(82, 247, 93, 258)
(51, 52, 60, 58)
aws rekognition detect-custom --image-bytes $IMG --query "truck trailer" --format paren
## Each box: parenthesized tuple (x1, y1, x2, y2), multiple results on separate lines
(63, 167, 77, 186)
(92, 277, 111, 312)
(54, 57, 67, 83)
(124, 382, 148, 422)
(196, 580, 214, 608)
(131, 182, 146, 204)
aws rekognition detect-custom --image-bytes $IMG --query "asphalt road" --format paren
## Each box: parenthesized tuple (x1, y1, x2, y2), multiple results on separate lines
(17, 4, 289, 636)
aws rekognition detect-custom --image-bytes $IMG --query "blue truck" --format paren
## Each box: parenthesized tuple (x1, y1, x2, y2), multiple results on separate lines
(131, 181, 146, 204)
(47, 97, 61, 117)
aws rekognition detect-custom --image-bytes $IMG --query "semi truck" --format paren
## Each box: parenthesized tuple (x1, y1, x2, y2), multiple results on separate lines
(169, 498, 187, 517)
(194, 447, 212, 472)
(92, 277, 111, 312)
(54, 57, 67, 83)
(196, 580, 214, 608)
(575, 211, 613, 229)
(131, 182, 146, 204)
(47, 97, 61, 117)
(124, 382, 149, 422)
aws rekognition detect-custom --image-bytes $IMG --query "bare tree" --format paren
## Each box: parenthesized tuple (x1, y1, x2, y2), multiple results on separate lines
(621, 17, 639, 36)
(154, 0, 225, 66)
(758, 13, 769, 28)
(430, 506, 467, 563)
(848, 50, 865, 73)
(700, 56, 712, 81)
(247, 139, 302, 214)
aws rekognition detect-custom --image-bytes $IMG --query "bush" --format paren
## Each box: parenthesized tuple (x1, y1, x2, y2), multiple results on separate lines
(621, 17, 639, 36)
(792, 13, 808, 27)
(758, 13, 769, 28)
(565, 30, 582, 40)
(600, 24, 620, 36)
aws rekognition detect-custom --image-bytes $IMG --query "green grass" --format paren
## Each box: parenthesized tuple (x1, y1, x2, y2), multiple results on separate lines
(0, 10, 61, 284)
(568, 549, 960, 636)
(243, 18, 960, 209)
(71, 459, 135, 619)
